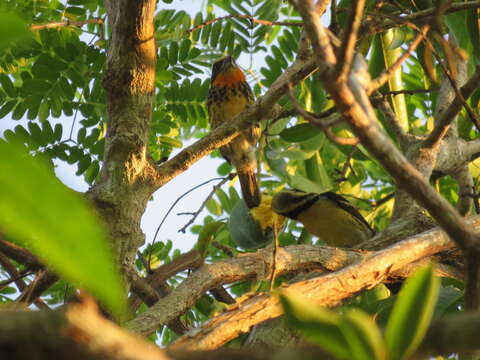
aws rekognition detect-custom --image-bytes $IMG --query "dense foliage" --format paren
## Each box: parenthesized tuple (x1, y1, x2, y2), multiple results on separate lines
(0, 0, 479, 358)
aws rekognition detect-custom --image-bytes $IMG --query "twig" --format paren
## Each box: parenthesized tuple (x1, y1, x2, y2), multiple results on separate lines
(371, 94, 408, 141)
(336, 146, 357, 183)
(405, 23, 480, 136)
(30, 18, 104, 31)
(211, 241, 235, 258)
(209, 287, 236, 305)
(0, 237, 42, 269)
(425, 65, 480, 149)
(287, 83, 359, 145)
(371, 193, 395, 207)
(368, 25, 430, 93)
(383, 88, 438, 96)
(186, 14, 302, 34)
(336, 0, 366, 82)
(15, 269, 58, 307)
(269, 224, 279, 291)
(148, 177, 230, 271)
(0, 253, 49, 310)
(178, 176, 232, 234)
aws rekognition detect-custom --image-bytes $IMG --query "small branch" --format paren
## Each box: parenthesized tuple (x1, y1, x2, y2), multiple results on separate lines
(148, 177, 227, 270)
(30, 18, 104, 31)
(127, 269, 189, 335)
(0, 237, 42, 269)
(0, 253, 48, 310)
(363, 1, 480, 34)
(382, 88, 438, 96)
(465, 139, 480, 160)
(336, 0, 366, 82)
(186, 14, 302, 34)
(209, 287, 236, 305)
(178, 176, 231, 234)
(371, 94, 408, 142)
(211, 241, 235, 258)
(293, 0, 337, 67)
(287, 83, 359, 145)
(368, 25, 430, 93)
(15, 269, 58, 307)
(424, 65, 480, 149)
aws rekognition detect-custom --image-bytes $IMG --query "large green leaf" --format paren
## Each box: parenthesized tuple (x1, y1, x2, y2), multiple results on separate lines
(340, 309, 386, 360)
(385, 266, 439, 360)
(281, 293, 352, 359)
(0, 141, 126, 317)
(0, 12, 30, 51)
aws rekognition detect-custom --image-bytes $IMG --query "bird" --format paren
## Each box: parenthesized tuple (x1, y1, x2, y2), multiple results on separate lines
(271, 189, 375, 247)
(207, 56, 261, 209)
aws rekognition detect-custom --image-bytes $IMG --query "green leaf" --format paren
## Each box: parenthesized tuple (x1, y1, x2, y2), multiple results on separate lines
(0, 74, 16, 98)
(279, 123, 322, 142)
(168, 41, 179, 65)
(0, 12, 30, 51)
(0, 141, 126, 317)
(178, 39, 191, 62)
(196, 221, 224, 257)
(340, 309, 386, 360)
(385, 266, 439, 360)
(0, 100, 17, 119)
(280, 293, 352, 360)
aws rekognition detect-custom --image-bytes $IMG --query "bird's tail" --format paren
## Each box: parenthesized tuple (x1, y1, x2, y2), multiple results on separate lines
(237, 168, 261, 209)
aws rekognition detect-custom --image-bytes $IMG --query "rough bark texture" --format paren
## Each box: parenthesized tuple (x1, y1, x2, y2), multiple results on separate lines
(88, 0, 157, 274)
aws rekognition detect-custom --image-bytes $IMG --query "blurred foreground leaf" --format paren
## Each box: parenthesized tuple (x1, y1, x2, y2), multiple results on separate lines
(0, 141, 125, 317)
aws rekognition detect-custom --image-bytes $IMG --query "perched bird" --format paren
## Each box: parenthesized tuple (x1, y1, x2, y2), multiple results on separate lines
(207, 56, 261, 208)
(271, 189, 375, 247)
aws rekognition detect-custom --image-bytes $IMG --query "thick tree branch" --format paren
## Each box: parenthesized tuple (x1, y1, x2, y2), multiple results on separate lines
(170, 219, 458, 350)
(127, 245, 363, 335)
(0, 299, 170, 360)
(0, 237, 42, 269)
(126, 215, 472, 337)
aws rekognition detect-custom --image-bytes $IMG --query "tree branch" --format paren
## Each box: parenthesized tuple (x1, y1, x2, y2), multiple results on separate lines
(126, 214, 472, 337)
(336, 0, 365, 82)
(296, 0, 480, 253)
(30, 18, 104, 31)
(151, 56, 318, 189)
(186, 14, 302, 34)
(368, 25, 429, 93)
(170, 218, 460, 350)
(0, 298, 171, 360)
(424, 65, 480, 148)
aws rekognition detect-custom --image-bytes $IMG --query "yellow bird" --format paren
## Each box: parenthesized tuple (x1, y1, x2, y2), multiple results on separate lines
(207, 56, 261, 209)
(271, 189, 375, 247)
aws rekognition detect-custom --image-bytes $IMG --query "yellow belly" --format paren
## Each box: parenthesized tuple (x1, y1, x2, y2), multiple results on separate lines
(297, 198, 371, 247)
(210, 93, 249, 127)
